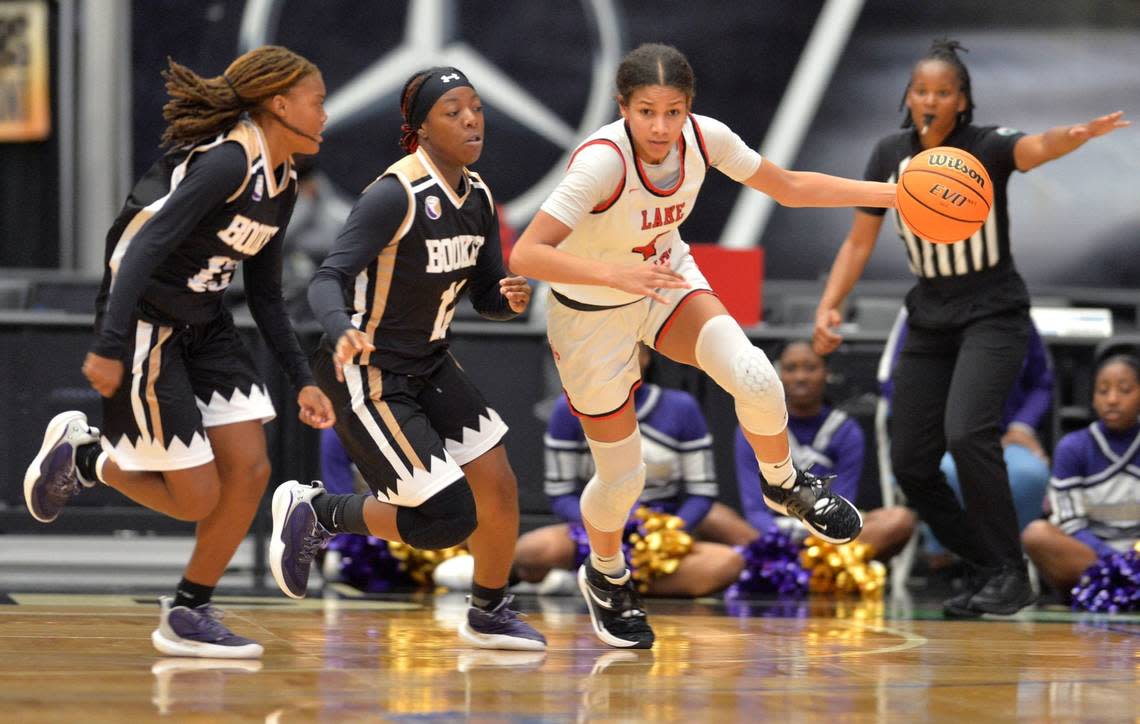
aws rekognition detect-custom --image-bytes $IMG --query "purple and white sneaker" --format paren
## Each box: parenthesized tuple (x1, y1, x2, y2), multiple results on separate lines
(151, 596, 264, 659)
(459, 594, 547, 651)
(269, 480, 333, 599)
(24, 411, 100, 523)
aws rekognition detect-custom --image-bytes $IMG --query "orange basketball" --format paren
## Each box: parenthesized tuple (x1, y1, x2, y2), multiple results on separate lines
(896, 146, 993, 244)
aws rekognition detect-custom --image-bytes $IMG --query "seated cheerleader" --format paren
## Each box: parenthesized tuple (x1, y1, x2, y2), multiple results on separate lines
(513, 345, 745, 597)
(703, 341, 917, 560)
(1022, 353, 1140, 597)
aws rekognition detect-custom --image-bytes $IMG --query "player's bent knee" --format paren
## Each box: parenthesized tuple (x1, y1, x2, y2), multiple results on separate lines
(694, 315, 786, 436)
(580, 465, 646, 533)
(396, 478, 477, 549)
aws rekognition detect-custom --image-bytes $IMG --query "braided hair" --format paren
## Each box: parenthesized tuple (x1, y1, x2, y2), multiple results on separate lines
(160, 45, 317, 148)
(898, 38, 975, 130)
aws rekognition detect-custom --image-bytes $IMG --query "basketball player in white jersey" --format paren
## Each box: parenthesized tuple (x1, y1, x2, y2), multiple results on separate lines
(509, 43, 896, 648)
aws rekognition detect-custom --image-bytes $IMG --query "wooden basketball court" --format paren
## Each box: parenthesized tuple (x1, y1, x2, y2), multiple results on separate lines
(0, 589, 1136, 721)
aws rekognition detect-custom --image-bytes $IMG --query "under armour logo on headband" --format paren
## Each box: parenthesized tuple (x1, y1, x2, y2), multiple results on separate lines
(440, 73, 460, 83)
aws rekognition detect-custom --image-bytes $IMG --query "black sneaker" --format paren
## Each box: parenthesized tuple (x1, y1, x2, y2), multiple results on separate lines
(942, 565, 994, 619)
(577, 564, 655, 649)
(761, 470, 863, 544)
(966, 563, 1036, 616)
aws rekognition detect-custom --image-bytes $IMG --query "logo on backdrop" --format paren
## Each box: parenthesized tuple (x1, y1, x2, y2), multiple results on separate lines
(239, 0, 622, 227)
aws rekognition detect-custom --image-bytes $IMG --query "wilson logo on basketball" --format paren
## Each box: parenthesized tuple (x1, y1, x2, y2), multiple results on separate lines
(925, 153, 987, 189)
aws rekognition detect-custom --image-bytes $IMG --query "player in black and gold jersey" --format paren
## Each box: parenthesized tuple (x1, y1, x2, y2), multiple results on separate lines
(272, 67, 546, 651)
(23, 46, 335, 658)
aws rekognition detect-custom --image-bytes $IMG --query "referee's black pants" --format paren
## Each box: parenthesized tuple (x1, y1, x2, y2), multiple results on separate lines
(889, 310, 1029, 568)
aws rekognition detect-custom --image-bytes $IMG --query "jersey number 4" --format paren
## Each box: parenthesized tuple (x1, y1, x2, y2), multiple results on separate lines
(430, 280, 468, 341)
(188, 255, 239, 293)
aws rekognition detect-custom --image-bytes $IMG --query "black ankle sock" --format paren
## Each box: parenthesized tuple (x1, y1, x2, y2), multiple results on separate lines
(311, 493, 370, 535)
(75, 443, 102, 482)
(471, 582, 506, 611)
(173, 578, 214, 610)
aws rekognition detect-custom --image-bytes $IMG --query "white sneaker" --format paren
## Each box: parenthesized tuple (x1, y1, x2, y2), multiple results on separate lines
(24, 411, 100, 523)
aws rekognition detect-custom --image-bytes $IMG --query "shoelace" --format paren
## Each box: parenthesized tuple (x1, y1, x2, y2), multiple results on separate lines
(298, 524, 331, 564)
(190, 605, 238, 643)
(486, 602, 528, 625)
(803, 473, 840, 517)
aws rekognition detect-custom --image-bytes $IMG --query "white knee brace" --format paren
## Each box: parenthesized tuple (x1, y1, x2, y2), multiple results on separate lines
(695, 314, 787, 436)
(580, 429, 647, 532)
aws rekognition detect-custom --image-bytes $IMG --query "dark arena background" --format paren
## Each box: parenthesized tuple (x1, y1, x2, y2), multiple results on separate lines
(0, 1, 1137, 720)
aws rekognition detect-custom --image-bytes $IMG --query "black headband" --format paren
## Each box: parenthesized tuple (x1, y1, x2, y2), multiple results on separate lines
(406, 67, 474, 131)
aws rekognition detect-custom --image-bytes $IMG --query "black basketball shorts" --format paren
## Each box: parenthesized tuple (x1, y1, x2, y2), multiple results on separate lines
(313, 351, 508, 507)
(100, 312, 275, 471)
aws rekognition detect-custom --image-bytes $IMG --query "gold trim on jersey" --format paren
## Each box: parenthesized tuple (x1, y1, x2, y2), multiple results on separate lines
(413, 147, 470, 208)
(356, 171, 416, 367)
(144, 325, 172, 446)
(228, 119, 293, 200)
(106, 119, 287, 289)
(367, 367, 426, 472)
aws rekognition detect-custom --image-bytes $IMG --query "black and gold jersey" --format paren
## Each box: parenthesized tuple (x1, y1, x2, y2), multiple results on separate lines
(93, 119, 312, 390)
(309, 147, 512, 376)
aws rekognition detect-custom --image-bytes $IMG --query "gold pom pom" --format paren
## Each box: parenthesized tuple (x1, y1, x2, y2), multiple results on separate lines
(800, 536, 886, 598)
(628, 507, 693, 593)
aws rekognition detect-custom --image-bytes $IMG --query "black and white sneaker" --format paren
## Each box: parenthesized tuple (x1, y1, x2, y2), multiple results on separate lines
(577, 564, 654, 649)
(761, 469, 863, 544)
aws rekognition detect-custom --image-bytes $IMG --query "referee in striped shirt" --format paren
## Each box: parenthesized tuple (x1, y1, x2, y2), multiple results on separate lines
(812, 39, 1128, 617)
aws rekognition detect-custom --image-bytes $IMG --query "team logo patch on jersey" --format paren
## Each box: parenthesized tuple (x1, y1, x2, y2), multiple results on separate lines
(252, 175, 264, 201)
(996, 126, 1021, 136)
(425, 195, 442, 220)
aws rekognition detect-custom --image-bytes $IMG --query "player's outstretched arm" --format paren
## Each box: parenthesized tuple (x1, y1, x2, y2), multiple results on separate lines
(743, 159, 896, 209)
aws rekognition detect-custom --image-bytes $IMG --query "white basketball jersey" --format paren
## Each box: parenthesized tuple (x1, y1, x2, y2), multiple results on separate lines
(551, 116, 711, 306)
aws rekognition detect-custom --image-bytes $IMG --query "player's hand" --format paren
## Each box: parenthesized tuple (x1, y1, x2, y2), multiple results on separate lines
(82, 352, 125, 398)
(500, 275, 531, 313)
(1069, 110, 1130, 141)
(812, 307, 843, 356)
(297, 385, 335, 429)
(604, 264, 689, 304)
(333, 329, 375, 383)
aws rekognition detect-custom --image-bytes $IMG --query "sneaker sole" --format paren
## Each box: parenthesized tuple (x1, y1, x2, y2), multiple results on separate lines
(23, 411, 86, 523)
(761, 493, 864, 545)
(458, 621, 547, 651)
(970, 592, 1038, 617)
(151, 628, 264, 659)
(269, 482, 307, 600)
(576, 566, 653, 649)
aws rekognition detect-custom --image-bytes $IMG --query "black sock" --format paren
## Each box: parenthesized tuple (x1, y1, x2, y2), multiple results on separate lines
(311, 493, 370, 535)
(173, 578, 214, 610)
(471, 582, 506, 611)
(75, 443, 102, 482)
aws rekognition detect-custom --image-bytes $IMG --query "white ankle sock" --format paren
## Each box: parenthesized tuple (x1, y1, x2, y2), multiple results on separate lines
(758, 452, 796, 489)
(589, 550, 626, 578)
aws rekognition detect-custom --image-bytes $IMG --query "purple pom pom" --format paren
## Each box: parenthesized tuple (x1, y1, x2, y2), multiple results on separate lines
(1070, 549, 1140, 613)
(326, 534, 411, 593)
(724, 529, 809, 602)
